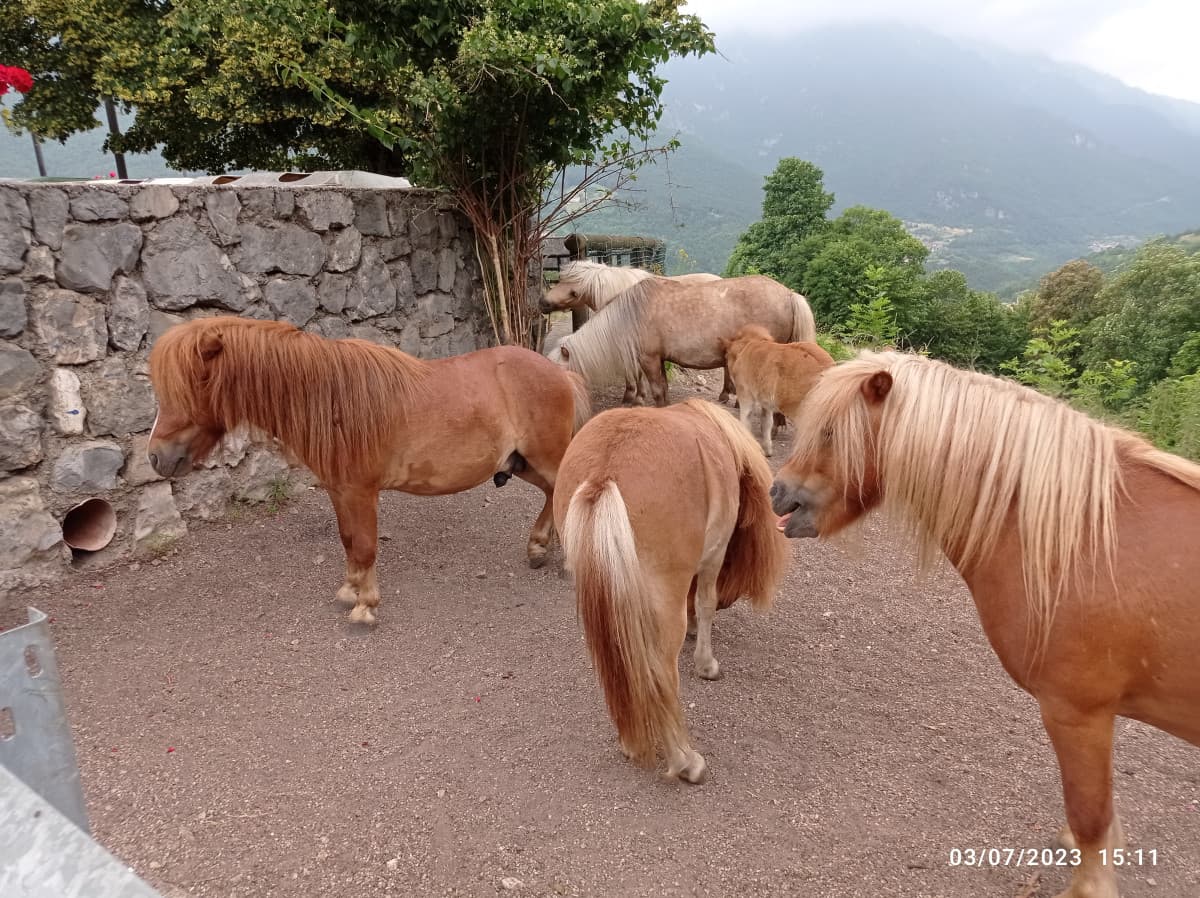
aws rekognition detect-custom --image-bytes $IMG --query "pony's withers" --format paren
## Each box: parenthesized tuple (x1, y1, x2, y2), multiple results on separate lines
(555, 399, 787, 783)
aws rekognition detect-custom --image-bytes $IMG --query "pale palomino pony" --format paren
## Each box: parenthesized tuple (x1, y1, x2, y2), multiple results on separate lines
(555, 274, 816, 407)
(555, 399, 787, 782)
(771, 350, 1200, 898)
(720, 324, 835, 456)
(540, 260, 722, 404)
(149, 317, 590, 625)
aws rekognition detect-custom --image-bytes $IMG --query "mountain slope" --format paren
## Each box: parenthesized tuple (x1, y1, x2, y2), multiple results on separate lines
(593, 25, 1200, 290)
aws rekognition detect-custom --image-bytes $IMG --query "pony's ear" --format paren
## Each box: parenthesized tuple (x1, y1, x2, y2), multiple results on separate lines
(861, 370, 893, 404)
(198, 330, 223, 361)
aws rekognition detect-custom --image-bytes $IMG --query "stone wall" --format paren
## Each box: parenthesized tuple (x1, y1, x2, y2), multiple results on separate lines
(0, 181, 491, 595)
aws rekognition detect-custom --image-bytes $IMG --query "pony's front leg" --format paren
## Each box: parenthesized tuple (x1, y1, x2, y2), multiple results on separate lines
(719, 365, 735, 405)
(1039, 700, 1121, 898)
(739, 397, 759, 443)
(329, 487, 383, 626)
(621, 378, 639, 406)
(691, 566, 722, 680)
(761, 406, 775, 457)
(640, 355, 670, 407)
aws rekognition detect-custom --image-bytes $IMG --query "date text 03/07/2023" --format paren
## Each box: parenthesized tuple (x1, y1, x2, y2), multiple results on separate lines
(947, 848, 1160, 867)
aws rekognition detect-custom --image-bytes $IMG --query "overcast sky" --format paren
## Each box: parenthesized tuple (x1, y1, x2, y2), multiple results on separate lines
(683, 0, 1200, 104)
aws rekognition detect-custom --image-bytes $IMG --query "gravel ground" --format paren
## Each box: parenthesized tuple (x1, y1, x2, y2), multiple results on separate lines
(5, 382, 1197, 898)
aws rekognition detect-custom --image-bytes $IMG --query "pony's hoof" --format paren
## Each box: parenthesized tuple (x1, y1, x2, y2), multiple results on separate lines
(718, 392, 730, 404)
(335, 584, 357, 606)
(676, 752, 708, 784)
(761, 445, 774, 458)
(696, 659, 722, 680)
(348, 605, 377, 626)
(527, 549, 548, 570)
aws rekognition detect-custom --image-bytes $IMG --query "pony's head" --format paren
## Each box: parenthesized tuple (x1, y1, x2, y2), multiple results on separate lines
(146, 319, 233, 477)
(719, 324, 774, 367)
(771, 357, 891, 538)
(539, 261, 651, 313)
(540, 273, 589, 312)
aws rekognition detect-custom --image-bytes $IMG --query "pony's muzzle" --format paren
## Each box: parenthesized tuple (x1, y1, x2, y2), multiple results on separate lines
(148, 445, 193, 479)
(537, 299, 557, 313)
(770, 480, 819, 538)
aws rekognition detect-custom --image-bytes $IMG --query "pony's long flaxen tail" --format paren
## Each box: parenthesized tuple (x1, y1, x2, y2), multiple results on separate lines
(561, 480, 686, 767)
(790, 292, 817, 343)
(682, 400, 788, 609)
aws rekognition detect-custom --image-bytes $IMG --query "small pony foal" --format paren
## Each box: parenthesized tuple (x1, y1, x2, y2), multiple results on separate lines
(721, 325, 834, 456)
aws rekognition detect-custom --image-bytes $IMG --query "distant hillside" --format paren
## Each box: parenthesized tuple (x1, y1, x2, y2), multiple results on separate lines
(561, 139, 762, 275)
(582, 25, 1200, 291)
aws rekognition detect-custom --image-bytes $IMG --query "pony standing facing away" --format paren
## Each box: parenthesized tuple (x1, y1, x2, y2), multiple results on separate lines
(555, 400, 787, 782)
(148, 316, 590, 626)
(555, 274, 815, 407)
(540, 260, 721, 405)
(771, 350, 1200, 898)
(721, 325, 835, 456)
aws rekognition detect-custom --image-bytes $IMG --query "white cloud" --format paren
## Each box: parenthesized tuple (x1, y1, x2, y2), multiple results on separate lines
(682, 0, 1200, 103)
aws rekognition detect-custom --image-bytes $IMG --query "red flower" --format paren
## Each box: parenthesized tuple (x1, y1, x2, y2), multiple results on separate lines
(0, 65, 34, 96)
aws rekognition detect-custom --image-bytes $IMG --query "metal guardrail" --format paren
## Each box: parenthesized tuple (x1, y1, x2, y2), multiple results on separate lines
(0, 607, 164, 898)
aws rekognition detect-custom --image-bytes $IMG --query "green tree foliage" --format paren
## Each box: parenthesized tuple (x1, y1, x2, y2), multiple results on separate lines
(724, 157, 833, 279)
(796, 205, 929, 332)
(5, 0, 714, 344)
(1028, 259, 1105, 330)
(835, 265, 899, 348)
(1084, 243, 1200, 391)
(1140, 374, 1200, 460)
(908, 270, 1028, 371)
(1002, 320, 1080, 398)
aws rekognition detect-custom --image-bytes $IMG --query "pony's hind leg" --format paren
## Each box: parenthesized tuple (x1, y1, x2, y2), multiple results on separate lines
(691, 563, 723, 680)
(329, 487, 383, 625)
(656, 591, 707, 784)
(1039, 700, 1121, 898)
(514, 464, 556, 569)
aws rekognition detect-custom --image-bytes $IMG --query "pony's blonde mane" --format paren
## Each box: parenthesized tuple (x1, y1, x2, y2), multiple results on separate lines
(559, 283, 657, 385)
(150, 317, 429, 484)
(792, 350, 1200, 662)
(559, 260, 654, 309)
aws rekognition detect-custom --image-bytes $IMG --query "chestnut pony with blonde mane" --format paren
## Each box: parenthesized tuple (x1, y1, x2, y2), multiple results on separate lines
(771, 350, 1200, 898)
(552, 273, 815, 407)
(540, 260, 721, 404)
(149, 316, 590, 625)
(556, 399, 787, 783)
(720, 324, 835, 456)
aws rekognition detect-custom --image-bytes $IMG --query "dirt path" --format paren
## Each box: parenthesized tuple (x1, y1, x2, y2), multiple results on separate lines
(8, 386, 1198, 898)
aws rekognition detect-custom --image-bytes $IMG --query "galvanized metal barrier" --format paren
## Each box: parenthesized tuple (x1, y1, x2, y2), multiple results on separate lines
(0, 607, 164, 897)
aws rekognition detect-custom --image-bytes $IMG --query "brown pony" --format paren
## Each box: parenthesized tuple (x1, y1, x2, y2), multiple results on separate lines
(540, 260, 722, 404)
(771, 350, 1200, 898)
(720, 325, 835, 456)
(554, 274, 815, 407)
(555, 399, 787, 782)
(148, 316, 590, 625)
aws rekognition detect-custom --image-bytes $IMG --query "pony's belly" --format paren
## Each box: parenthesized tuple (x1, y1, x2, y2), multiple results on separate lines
(381, 455, 496, 496)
